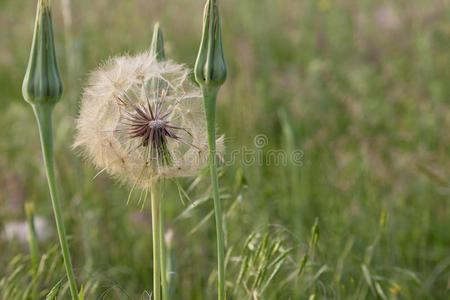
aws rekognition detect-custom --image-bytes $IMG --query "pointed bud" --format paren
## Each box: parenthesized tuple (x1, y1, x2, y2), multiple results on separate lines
(149, 22, 168, 94)
(22, 0, 63, 106)
(150, 22, 166, 62)
(194, 0, 227, 88)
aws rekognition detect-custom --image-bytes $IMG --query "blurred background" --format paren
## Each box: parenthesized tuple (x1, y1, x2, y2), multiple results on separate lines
(0, 0, 449, 299)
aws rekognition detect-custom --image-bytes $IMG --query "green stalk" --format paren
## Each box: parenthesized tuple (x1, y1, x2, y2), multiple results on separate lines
(159, 186, 169, 300)
(195, 0, 227, 296)
(202, 86, 225, 300)
(149, 22, 168, 299)
(151, 181, 162, 300)
(32, 103, 78, 300)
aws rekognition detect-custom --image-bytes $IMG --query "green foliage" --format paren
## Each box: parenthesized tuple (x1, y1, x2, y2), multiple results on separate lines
(1, 0, 449, 299)
(0, 245, 98, 300)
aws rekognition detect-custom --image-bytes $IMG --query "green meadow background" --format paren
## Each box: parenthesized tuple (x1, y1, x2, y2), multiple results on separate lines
(1, 0, 449, 299)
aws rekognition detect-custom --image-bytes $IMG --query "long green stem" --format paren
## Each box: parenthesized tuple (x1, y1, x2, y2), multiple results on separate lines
(32, 104, 78, 300)
(159, 185, 169, 300)
(202, 87, 225, 300)
(151, 181, 161, 300)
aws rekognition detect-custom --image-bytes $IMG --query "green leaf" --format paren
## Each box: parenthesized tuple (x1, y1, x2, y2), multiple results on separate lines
(78, 285, 84, 300)
(46, 280, 62, 300)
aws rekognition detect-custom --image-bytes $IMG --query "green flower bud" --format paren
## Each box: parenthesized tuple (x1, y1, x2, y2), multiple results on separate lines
(22, 0, 63, 106)
(149, 22, 168, 95)
(194, 0, 227, 88)
(150, 22, 166, 62)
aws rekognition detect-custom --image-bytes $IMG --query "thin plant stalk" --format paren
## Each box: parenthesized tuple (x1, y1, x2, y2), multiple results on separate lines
(159, 186, 168, 300)
(149, 22, 168, 300)
(22, 0, 78, 298)
(203, 86, 225, 300)
(33, 103, 79, 299)
(151, 181, 162, 300)
(195, 0, 227, 297)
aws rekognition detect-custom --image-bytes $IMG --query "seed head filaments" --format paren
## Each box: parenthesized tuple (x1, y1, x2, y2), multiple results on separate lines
(74, 52, 224, 189)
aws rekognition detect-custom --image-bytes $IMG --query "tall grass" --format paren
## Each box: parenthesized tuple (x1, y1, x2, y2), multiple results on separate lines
(0, 0, 449, 299)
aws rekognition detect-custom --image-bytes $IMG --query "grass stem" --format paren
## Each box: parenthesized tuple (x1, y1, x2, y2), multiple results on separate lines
(32, 103, 78, 300)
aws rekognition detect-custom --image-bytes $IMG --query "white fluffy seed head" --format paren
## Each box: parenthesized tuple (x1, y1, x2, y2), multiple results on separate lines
(74, 52, 224, 188)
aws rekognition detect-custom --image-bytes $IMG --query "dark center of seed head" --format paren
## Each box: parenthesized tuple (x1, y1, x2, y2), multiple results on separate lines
(148, 119, 166, 129)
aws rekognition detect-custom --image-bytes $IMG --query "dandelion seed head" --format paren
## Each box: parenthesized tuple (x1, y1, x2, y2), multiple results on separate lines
(75, 52, 224, 188)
